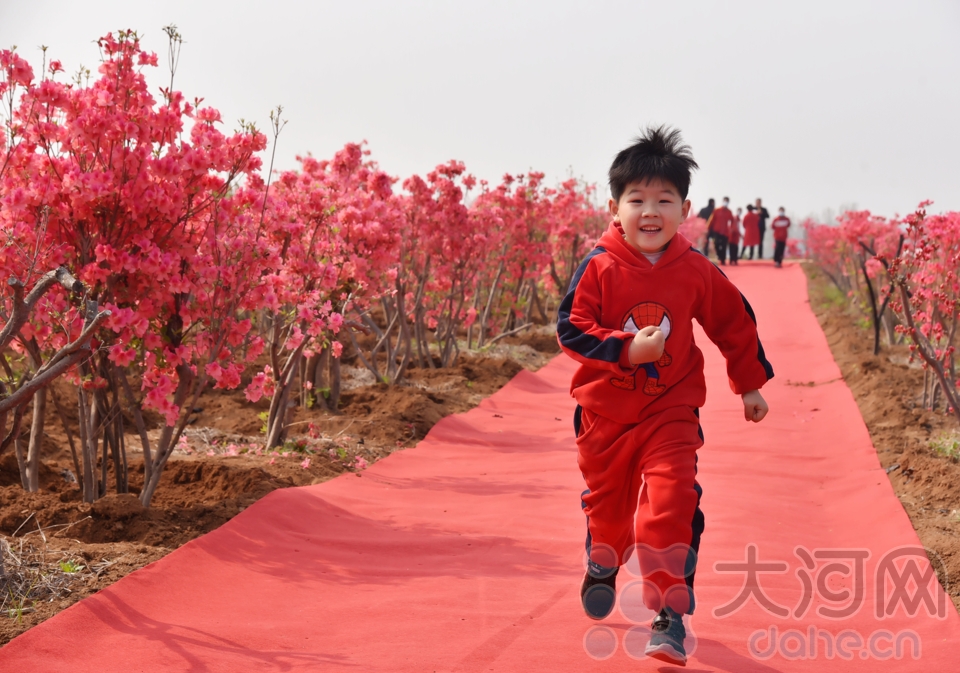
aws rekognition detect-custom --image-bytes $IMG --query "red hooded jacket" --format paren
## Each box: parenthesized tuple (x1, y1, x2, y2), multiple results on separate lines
(557, 222, 773, 424)
(708, 206, 733, 237)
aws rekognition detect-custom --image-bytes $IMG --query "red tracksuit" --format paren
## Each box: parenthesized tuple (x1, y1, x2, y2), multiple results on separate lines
(557, 221, 773, 614)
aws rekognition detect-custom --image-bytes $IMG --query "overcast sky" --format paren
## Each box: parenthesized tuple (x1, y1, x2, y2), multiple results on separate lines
(2, 0, 958, 222)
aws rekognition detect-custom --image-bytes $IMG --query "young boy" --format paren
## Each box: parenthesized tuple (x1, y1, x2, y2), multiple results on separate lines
(771, 207, 791, 267)
(557, 126, 773, 665)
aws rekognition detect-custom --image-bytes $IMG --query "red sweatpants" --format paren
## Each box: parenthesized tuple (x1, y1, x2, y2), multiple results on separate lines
(577, 404, 704, 614)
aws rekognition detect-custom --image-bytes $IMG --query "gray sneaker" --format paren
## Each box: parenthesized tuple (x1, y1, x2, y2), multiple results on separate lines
(645, 606, 687, 666)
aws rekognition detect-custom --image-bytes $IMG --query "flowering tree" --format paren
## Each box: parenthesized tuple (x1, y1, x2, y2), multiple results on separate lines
(4, 27, 630, 508)
(402, 162, 489, 366)
(887, 205, 960, 421)
(2, 31, 269, 505)
(1, 48, 112, 493)
(806, 202, 959, 416)
(545, 179, 606, 300)
(252, 143, 400, 445)
(804, 211, 903, 354)
(469, 172, 552, 346)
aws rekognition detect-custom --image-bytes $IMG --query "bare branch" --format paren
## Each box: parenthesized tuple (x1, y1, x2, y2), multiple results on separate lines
(0, 306, 109, 414)
(0, 267, 85, 350)
(488, 322, 534, 345)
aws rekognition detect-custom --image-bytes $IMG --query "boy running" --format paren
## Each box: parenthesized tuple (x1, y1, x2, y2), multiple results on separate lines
(557, 126, 773, 666)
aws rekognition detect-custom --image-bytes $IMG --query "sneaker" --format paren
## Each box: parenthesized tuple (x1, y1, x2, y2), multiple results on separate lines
(645, 607, 687, 665)
(580, 567, 618, 620)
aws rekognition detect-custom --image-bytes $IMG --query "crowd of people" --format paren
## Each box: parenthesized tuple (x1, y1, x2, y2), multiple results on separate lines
(696, 197, 791, 267)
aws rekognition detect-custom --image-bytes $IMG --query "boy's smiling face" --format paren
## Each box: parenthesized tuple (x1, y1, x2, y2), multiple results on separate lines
(609, 178, 691, 254)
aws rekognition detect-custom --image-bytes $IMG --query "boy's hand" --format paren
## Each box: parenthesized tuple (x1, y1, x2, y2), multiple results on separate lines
(628, 325, 665, 365)
(742, 389, 768, 422)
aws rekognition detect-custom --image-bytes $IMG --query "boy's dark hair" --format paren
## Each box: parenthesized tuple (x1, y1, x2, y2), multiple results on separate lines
(747, 204, 755, 212)
(707, 198, 715, 205)
(608, 125, 698, 202)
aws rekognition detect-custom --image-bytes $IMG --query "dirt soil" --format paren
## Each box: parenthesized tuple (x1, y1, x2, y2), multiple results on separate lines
(804, 263, 960, 610)
(0, 327, 559, 645)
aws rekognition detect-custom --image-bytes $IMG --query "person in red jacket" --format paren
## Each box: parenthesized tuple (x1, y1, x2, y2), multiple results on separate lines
(741, 204, 760, 259)
(706, 197, 733, 265)
(771, 207, 791, 267)
(557, 126, 773, 666)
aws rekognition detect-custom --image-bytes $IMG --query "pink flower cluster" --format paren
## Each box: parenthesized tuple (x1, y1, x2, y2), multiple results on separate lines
(805, 204, 959, 416)
(0, 30, 612, 498)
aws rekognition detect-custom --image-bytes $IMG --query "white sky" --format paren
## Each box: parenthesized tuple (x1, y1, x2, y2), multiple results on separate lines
(2, 0, 958, 222)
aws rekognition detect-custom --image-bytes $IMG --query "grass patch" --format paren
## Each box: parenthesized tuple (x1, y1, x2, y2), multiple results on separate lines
(1, 536, 94, 623)
(821, 282, 848, 309)
(930, 431, 960, 461)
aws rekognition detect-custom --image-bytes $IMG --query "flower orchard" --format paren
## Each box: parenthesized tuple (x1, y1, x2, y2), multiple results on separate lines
(0, 31, 610, 506)
(804, 206, 960, 424)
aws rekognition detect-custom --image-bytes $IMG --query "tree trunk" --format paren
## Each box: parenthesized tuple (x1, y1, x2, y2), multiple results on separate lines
(15, 435, 28, 491)
(530, 283, 548, 325)
(77, 386, 99, 504)
(328, 353, 342, 409)
(116, 366, 152, 490)
(478, 259, 505, 348)
(24, 388, 46, 492)
(139, 363, 196, 507)
(50, 386, 82, 486)
(303, 351, 327, 410)
(264, 341, 309, 449)
(114, 420, 128, 494)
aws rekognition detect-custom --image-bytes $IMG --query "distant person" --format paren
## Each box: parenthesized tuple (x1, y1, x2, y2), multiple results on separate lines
(742, 204, 760, 259)
(697, 198, 715, 251)
(557, 126, 772, 666)
(728, 207, 742, 265)
(771, 207, 791, 268)
(707, 197, 733, 265)
(697, 198, 715, 221)
(754, 198, 770, 259)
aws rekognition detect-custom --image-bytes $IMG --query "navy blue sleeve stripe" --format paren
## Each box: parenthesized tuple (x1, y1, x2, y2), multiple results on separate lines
(556, 247, 626, 364)
(565, 246, 607, 294)
(739, 294, 775, 380)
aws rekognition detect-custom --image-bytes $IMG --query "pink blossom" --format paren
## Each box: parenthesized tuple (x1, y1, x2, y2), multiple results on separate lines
(108, 344, 137, 367)
(245, 370, 269, 402)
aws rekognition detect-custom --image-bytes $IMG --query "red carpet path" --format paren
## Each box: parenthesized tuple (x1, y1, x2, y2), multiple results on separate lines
(3, 262, 959, 671)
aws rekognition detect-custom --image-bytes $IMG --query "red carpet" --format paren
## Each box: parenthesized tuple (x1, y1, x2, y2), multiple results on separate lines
(3, 262, 958, 671)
